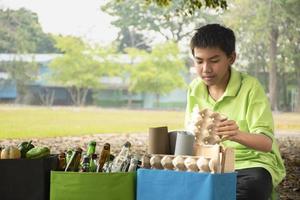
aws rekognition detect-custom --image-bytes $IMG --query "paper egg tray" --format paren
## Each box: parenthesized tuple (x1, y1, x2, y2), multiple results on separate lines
(189, 108, 227, 145)
(141, 154, 221, 173)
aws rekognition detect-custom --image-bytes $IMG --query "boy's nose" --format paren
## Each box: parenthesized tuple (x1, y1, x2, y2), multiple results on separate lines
(203, 62, 212, 73)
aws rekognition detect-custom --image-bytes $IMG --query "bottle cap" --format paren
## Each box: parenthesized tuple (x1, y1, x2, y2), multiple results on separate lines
(89, 141, 96, 146)
(124, 141, 131, 148)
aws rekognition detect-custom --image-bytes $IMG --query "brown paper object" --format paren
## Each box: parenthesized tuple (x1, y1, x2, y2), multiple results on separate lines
(168, 131, 178, 155)
(148, 126, 170, 154)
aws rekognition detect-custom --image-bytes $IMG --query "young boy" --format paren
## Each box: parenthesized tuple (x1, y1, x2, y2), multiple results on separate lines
(185, 24, 285, 200)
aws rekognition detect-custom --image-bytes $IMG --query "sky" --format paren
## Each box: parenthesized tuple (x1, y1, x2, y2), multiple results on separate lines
(0, 0, 119, 45)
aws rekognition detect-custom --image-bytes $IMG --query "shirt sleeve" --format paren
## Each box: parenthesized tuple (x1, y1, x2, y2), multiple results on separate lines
(246, 79, 274, 140)
(185, 86, 193, 128)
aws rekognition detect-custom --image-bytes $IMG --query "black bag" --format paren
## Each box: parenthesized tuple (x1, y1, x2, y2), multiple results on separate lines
(0, 155, 57, 200)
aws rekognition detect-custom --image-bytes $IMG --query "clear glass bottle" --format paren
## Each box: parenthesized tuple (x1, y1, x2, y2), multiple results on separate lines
(127, 155, 139, 172)
(80, 155, 90, 172)
(111, 141, 131, 172)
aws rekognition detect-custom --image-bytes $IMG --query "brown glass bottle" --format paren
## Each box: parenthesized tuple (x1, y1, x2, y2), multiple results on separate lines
(65, 147, 83, 172)
(97, 143, 110, 172)
(57, 152, 66, 171)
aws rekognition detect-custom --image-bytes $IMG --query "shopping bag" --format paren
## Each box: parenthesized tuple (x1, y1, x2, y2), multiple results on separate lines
(50, 171, 136, 200)
(0, 155, 58, 200)
(137, 169, 236, 200)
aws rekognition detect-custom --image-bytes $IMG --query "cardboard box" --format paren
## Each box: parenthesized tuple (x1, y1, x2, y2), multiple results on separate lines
(0, 155, 58, 200)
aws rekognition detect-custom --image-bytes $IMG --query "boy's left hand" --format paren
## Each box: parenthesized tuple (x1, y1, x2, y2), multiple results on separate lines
(216, 119, 241, 141)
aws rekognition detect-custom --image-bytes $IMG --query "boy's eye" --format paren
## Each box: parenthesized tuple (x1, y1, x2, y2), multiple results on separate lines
(211, 60, 219, 63)
(195, 59, 203, 64)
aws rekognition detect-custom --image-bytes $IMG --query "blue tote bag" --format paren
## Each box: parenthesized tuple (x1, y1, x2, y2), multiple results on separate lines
(137, 169, 236, 200)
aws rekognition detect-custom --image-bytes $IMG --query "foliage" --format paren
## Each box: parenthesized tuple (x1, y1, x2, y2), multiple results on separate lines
(222, 0, 300, 111)
(116, 27, 151, 52)
(49, 36, 120, 106)
(117, 0, 227, 15)
(127, 42, 187, 105)
(102, 0, 222, 43)
(0, 58, 38, 103)
(0, 8, 58, 53)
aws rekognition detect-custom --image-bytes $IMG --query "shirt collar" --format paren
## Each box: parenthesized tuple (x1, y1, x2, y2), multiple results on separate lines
(223, 68, 241, 97)
(190, 68, 241, 99)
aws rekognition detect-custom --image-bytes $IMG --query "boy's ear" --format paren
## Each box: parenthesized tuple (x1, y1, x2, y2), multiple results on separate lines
(229, 52, 236, 65)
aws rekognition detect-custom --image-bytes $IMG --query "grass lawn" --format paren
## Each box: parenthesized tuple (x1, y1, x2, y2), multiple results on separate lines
(0, 105, 299, 139)
(0, 106, 185, 139)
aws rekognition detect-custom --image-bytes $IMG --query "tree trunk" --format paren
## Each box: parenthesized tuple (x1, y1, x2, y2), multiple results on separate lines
(127, 91, 132, 108)
(15, 81, 27, 104)
(39, 88, 55, 106)
(80, 88, 89, 106)
(268, 26, 279, 111)
(295, 70, 300, 112)
(155, 93, 160, 108)
(68, 86, 86, 106)
(281, 72, 288, 111)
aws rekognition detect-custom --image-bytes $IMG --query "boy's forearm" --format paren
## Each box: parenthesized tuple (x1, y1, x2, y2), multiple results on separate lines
(231, 131, 272, 153)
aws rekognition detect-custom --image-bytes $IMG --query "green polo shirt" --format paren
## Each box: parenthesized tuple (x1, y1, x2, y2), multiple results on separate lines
(185, 68, 285, 187)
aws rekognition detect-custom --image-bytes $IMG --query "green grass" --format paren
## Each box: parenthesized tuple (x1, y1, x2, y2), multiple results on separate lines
(0, 106, 185, 139)
(273, 112, 300, 132)
(0, 106, 299, 139)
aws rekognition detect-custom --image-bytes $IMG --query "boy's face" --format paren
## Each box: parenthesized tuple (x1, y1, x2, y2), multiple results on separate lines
(193, 47, 236, 87)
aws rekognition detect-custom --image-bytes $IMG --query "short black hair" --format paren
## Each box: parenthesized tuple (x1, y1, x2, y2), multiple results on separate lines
(190, 24, 235, 57)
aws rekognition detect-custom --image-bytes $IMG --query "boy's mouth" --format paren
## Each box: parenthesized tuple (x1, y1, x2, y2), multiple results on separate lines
(202, 75, 215, 81)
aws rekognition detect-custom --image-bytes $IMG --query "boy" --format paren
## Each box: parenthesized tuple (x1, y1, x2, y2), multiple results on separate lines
(185, 24, 285, 200)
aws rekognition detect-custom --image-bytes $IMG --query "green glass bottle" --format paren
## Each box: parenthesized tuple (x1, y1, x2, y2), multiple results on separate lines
(87, 141, 96, 157)
(89, 154, 98, 172)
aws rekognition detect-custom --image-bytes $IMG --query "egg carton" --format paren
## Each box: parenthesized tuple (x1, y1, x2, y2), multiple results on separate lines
(141, 145, 234, 173)
(187, 108, 227, 145)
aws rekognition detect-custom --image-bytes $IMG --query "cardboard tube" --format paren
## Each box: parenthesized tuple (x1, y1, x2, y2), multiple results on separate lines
(168, 131, 178, 155)
(148, 126, 170, 154)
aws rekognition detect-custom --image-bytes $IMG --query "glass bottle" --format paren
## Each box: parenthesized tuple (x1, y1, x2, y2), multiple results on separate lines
(65, 147, 83, 172)
(97, 143, 110, 172)
(127, 155, 139, 172)
(57, 152, 66, 171)
(89, 154, 98, 172)
(80, 155, 90, 172)
(111, 141, 131, 172)
(87, 141, 96, 157)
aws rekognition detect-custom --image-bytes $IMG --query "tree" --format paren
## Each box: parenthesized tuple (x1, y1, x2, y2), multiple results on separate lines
(119, 0, 228, 15)
(127, 42, 187, 106)
(102, 0, 222, 44)
(49, 36, 119, 106)
(0, 57, 38, 103)
(223, 0, 300, 111)
(279, 0, 300, 112)
(0, 8, 58, 53)
(116, 27, 151, 52)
